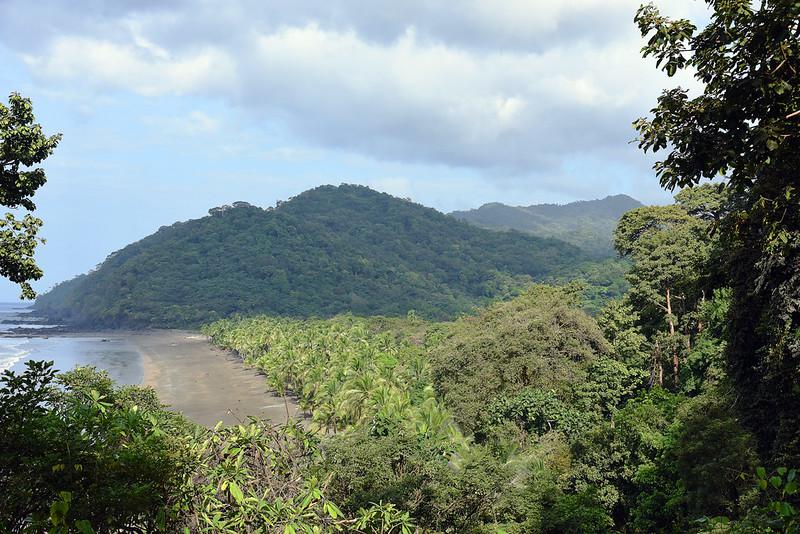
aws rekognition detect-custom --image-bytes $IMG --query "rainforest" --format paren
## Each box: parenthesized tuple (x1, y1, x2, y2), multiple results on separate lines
(4, 181, 799, 532)
(32, 184, 629, 328)
(1, 0, 799, 533)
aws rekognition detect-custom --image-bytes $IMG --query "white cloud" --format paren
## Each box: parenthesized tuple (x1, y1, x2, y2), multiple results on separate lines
(3, 0, 708, 184)
(142, 110, 220, 136)
(22, 36, 235, 97)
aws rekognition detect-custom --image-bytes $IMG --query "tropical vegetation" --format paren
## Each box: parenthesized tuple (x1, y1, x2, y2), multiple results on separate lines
(34, 184, 619, 328)
(0, 92, 60, 299)
(2, 0, 800, 531)
(0, 360, 416, 533)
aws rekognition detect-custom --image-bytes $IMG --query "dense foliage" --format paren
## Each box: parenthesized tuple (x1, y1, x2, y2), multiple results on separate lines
(6, 1, 800, 531)
(0, 92, 61, 299)
(545, 258, 631, 316)
(198, 275, 797, 533)
(429, 284, 612, 435)
(194, 171, 798, 532)
(451, 194, 642, 257)
(634, 0, 800, 464)
(613, 185, 722, 388)
(204, 293, 634, 533)
(35, 184, 602, 328)
(202, 314, 461, 445)
(0, 361, 189, 532)
(17, 186, 796, 532)
(0, 361, 417, 533)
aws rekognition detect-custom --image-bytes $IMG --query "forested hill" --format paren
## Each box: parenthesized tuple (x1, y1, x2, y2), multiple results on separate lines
(450, 194, 643, 257)
(34, 184, 598, 328)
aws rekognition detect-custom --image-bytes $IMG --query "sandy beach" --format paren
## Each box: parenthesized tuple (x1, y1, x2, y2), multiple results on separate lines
(132, 330, 298, 427)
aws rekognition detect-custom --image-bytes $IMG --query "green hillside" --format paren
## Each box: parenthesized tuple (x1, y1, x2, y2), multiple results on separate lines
(34, 184, 598, 328)
(450, 194, 643, 257)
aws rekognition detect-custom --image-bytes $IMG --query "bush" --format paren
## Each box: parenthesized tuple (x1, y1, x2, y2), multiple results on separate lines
(0, 361, 191, 533)
(430, 285, 610, 434)
(322, 429, 509, 531)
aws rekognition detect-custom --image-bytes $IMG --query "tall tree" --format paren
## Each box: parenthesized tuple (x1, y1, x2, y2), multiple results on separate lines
(614, 191, 715, 386)
(0, 93, 60, 298)
(634, 1, 800, 461)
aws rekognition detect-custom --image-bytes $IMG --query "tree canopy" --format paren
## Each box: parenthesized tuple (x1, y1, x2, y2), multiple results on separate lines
(0, 93, 60, 298)
(635, 0, 800, 462)
(614, 185, 722, 386)
(429, 284, 611, 435)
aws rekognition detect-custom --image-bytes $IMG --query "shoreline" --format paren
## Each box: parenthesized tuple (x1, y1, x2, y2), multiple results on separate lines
(0, 326, 157, 338)
(131, 330, 299, 427)
(2, 327, 298, 428)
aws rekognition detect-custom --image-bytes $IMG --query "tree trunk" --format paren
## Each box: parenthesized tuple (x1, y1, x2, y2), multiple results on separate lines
(666, 287, 679, 384)
(652, 341, 664, 388)
(666, 287, 675, 335)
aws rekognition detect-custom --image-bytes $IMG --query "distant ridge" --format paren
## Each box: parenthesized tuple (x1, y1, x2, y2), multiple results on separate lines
(35, 184, 598, 328)
(450, 194, 643, 257)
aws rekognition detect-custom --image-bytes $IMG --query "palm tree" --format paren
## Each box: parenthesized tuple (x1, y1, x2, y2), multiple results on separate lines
(312, 401, 339, 434)
(341, 373, 376, 424)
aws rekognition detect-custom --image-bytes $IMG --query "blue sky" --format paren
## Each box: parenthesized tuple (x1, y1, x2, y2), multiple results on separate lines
(0, 0, 708, 301)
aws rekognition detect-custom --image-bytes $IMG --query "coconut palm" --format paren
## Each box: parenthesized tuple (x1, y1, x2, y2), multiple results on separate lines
(203, 314, 465, 446)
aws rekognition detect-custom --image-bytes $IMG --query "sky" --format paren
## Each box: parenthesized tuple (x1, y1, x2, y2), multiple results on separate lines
(0, 0, 710, 300)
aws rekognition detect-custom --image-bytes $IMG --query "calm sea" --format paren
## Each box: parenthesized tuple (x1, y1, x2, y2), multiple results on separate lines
(0, 302, 143, 385)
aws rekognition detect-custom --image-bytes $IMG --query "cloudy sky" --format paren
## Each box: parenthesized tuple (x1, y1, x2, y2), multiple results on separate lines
(0, 0, 709, 300)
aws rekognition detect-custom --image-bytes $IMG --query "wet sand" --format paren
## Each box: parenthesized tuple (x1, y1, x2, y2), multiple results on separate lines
(133, 330, 298, 427)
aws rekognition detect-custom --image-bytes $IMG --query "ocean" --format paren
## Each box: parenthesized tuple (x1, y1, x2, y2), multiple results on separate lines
(0, 302, 143, 385)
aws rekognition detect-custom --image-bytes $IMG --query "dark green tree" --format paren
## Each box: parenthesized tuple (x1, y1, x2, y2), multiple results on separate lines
(0, 362, 190, 532)
(0, 92, 60, 298)
(596, 299, 649, 367)
(429, 284, 611, 435)
(634, 0, 800, 461)
(613, 189, 718, 387)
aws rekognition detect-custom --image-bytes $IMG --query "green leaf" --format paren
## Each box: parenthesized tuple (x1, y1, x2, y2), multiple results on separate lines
(779, 501, 795, 518)
(757, 466, 767, 479)
(75, 520, 96, 534)
(229, 481, 244, 504)
(323, 501, 343, 519)
(770, 476, 782, 489)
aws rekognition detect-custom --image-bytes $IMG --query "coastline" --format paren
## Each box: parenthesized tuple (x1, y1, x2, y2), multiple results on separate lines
(131, 330, 298, 427)
(2, 325, 299, 428)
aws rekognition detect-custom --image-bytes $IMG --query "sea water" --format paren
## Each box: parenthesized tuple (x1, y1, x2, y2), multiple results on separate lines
(0, 302, 143, 385)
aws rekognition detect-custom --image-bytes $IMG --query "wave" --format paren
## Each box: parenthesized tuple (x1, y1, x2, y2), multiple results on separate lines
(0, 344, 31, 373)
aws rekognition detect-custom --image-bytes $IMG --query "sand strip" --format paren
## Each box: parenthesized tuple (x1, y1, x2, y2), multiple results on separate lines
(131, 330, 298, 427)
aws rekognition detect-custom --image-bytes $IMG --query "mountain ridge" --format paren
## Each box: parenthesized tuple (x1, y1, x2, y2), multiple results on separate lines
(465, 194, 640, 212)
(35, 184, 606, 328)
(450, 194, 643, 257)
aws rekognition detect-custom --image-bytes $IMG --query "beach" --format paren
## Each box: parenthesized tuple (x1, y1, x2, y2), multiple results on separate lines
(1, 310, 297, 427)
(133, 330, 298, 427)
